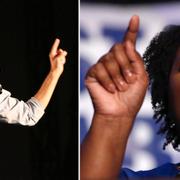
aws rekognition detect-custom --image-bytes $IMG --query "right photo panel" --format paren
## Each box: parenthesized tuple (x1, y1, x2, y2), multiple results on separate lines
(80, 0, 180, 179)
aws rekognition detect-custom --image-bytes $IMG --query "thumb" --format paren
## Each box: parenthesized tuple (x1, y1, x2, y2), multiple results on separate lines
(125, 41, 145, 75)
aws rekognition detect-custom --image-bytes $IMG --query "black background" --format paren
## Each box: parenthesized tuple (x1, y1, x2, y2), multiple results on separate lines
(0, 0, 78, 179)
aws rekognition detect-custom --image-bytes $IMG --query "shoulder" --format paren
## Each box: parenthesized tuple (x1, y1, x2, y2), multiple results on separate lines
(119, 163, 178, 179)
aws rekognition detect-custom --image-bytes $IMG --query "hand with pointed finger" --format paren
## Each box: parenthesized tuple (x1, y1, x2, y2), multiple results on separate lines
(49, 38, 67, 76)
(85, 15, 149, 120)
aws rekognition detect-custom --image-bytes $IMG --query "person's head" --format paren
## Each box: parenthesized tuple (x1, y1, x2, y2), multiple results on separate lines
(143, 25, 180, 150)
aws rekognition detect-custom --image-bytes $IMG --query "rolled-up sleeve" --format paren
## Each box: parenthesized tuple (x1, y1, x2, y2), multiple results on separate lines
(0, 88, 45, 126)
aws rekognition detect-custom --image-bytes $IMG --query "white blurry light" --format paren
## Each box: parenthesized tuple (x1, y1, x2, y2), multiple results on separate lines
(131, 151, 156, 171)
(132, 121, 153, 148)
(164, 144, 180, 164)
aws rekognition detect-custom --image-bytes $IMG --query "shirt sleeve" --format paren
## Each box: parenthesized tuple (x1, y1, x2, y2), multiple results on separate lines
(0, 88, 45, 126)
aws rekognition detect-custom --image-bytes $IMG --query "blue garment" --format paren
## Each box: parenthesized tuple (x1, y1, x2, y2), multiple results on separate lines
(119, 163, 180, 179)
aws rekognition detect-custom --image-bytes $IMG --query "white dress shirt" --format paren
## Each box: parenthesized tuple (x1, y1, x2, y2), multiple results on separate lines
(0, 85, 45, 126)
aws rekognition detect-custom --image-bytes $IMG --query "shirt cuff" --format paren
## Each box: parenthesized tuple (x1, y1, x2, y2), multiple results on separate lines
(30, 97, 45, 111)
(26, 97, 45, 123)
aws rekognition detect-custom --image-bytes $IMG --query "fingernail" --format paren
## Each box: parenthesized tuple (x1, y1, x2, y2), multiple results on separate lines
(108, 84, 116, 93)
(118, 80, 128, 91)
(127, 70, 132, 77)
(124, 70, 134, 83)
(119, 80, 125, 86)
(63, 51, 67, 56)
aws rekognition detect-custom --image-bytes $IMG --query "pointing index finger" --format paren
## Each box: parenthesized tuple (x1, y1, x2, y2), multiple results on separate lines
(50, 38, 60, 56)
(123, 15, 139, 46)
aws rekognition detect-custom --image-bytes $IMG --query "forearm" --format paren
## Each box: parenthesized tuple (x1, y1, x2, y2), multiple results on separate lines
(34, 70, 61, 109)
(80, 114, 134, 180)
(0, 70, 60, 126)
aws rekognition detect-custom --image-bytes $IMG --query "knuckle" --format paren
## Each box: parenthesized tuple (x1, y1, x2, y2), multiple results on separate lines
(111, 43, 123, 52)
(103, 57, 112, 66)
(84, 78, 90, 86)
(88, 64, 95, 73)
(85, 64, 96, 78)
(94, 63, 101, 71)
(99, 53, 112, 63)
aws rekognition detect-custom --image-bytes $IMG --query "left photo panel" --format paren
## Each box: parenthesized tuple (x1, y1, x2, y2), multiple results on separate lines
(0, 0, 78, 179)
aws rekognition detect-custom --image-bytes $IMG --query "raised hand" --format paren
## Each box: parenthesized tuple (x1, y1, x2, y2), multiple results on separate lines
(81, 15, 149, 180)
(49, 38, 67, 76)
(85, 15, 149, 120)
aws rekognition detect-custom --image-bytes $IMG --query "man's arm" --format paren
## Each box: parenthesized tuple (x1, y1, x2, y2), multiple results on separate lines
(80, 15, 149, 179)
(0, 38, 67, 126)
(34, 38, 67, 109)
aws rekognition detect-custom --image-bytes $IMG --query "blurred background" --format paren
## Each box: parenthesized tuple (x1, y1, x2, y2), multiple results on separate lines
(80, 0, 180, 172)
(0, 0, 78, 179)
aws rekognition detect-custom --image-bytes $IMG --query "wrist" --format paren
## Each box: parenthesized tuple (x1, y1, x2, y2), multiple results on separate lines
(93, 112, 135, 125)
(87, 113, 134, 155)
(49, 69, 61, 78)
(91, 113, 135, 137)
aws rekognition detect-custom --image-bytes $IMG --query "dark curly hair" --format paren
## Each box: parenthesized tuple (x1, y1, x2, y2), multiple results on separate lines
(143, 25, 180, 150)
